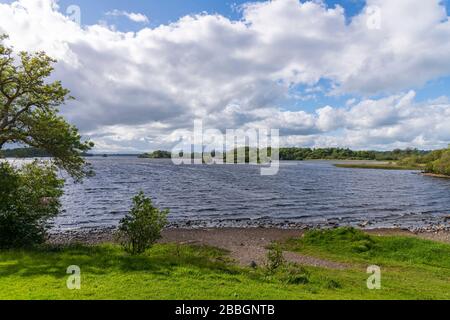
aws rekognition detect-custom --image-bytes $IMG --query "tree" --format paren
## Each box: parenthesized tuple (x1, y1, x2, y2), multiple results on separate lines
(0, 34, 93, 180)
(0, 35, 93, 247)
(0, 161, 64, 248)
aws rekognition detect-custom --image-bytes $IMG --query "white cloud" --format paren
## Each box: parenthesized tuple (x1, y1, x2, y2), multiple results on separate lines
(105, 9, 149, 24)
(0, 0, 450, 152)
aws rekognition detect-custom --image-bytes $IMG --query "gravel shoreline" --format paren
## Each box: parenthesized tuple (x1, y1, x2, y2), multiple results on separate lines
(47, 226, 450, 267)
(48, 225, 450, 246)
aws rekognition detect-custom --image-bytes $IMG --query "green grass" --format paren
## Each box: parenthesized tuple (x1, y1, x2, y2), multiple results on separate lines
(282, 227, 450, 299)
(0, 229, 449, 300)
(334, 163, 422, 170)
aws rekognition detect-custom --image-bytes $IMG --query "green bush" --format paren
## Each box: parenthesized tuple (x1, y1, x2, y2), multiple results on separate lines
(425, 148, 450, 176)
(0, 161, 64, 248)
(324, 278, 342, 289)
(118, 192, 168, 255)
(265, 243, 285, 273)
(351, 239, 375, 253)
(279, 263, 310, 285)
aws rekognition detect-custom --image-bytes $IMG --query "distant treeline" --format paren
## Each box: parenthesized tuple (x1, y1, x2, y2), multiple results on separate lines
(278, 147, 429, 161)
(0, 148, 141, 158)
(0, 147, 50, 158)
(139, 147, 430, 162)
(0, 146, 438, 164)
(139, 150, 172, 159)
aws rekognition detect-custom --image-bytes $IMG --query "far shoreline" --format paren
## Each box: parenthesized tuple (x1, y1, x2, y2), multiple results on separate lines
(422, 172, 450, 179)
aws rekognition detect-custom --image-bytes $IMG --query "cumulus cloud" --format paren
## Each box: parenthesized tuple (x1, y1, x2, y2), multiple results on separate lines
(0, 0, 449, 152)
(105, 9, 149, 24)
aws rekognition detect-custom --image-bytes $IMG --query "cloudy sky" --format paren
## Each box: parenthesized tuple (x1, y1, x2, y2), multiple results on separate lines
(1, 0, 450, 152)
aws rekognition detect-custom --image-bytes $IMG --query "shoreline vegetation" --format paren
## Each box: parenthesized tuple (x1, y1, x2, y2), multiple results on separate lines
(1, 227, 449, 299)
(137, 147, 450, 177)
(3, 146, 450, 177)
(137, 147, 430, 162)
(333, 163, 424, 171)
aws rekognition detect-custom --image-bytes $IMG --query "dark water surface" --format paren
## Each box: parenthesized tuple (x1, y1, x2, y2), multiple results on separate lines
(54, 157, 450, 230)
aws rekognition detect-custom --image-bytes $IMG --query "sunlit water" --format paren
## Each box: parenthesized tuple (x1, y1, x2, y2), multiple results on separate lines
(44, 157, 450, 230)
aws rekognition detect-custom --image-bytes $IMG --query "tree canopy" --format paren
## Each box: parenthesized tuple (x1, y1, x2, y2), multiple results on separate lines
(0, 35, 93, 180)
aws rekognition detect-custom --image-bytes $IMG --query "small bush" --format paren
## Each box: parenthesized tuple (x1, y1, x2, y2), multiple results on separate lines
(0, 161, 64, 248)
(265, 243, 285, 273)
(279, 263, 310, 285)
(351, 239, 374, 253)
(325, 278, 342, 289)
(118, 192, 168, 254)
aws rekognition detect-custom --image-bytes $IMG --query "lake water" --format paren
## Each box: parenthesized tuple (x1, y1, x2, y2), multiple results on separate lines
(52, 157, 450, 231)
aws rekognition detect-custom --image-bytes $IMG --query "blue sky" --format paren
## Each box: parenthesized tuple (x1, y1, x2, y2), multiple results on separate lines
(1, 0, 450, 151)
(53, 0, 368, 27)
(50, 0, 449, 26)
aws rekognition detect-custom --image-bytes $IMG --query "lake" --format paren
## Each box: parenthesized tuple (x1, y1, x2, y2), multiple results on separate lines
(51, 157, 450, 231)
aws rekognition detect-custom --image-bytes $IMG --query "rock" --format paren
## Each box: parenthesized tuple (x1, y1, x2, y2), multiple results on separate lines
(357, 221, 369, 228)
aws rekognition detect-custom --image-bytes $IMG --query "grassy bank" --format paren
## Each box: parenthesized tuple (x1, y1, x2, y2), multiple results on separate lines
(0, 228, 449, 300)
(334, 163, 423, 170)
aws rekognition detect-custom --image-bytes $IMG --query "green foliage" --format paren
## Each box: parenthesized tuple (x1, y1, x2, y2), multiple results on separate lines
(278, 263, 310, 285)
(265, 243, 286, 273)
(324, 278, 342, 289)
(0, 161, 64, 248)
(424, 147, 450, 176)
(139, 150, 172, 159)
(303, 227, 376, 253)
(286, 227, 450, 268)
(145, 147, 432, 163)
(118, 192, 169, 254)
(0, 238, 449, 299)
(334, 163, 422, 170)
(279, 147, 429, 161)
(0, 147, 49, 158)
(303, 227, 374, 245)
(0, 34, 93, 180)
(376, 146, 450, 176)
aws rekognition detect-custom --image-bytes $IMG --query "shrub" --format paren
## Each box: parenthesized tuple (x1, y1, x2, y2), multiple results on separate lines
(325, 278, 342, 289)
(426, 148, 450, 176)
(0, 161, 64, 248)
(118, 192, 168, 254)
(279, 263, 310, 284)
(265, 243, 285, 273)
(351, 239, 375, 253)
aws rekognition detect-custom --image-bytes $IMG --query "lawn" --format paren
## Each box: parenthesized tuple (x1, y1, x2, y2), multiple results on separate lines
(0, 228, 449, 300)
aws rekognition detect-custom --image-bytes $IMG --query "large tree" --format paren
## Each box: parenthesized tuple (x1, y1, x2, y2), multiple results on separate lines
(0, 35, 93, 179)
